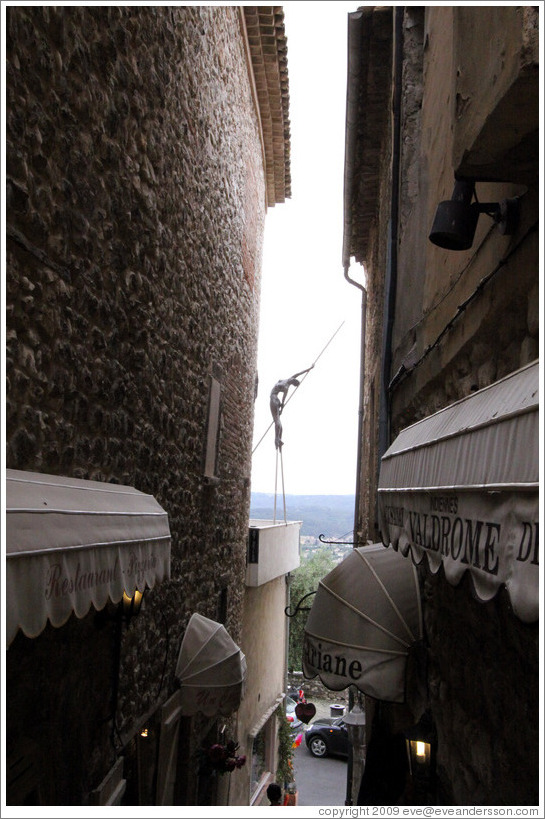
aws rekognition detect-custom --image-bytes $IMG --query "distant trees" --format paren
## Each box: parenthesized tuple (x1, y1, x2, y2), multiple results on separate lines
(251, 493, 355, 539)
(287, 547, 336, 672)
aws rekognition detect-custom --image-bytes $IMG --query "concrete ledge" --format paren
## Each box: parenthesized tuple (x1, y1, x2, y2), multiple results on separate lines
(246, 519, 301, 586)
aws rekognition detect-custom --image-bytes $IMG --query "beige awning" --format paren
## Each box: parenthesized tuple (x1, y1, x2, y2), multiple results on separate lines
(176, 613, 247, 717)
(303, 544, 422, 703)
(378, 360, 539, 622)
(6, 469, 171, 645)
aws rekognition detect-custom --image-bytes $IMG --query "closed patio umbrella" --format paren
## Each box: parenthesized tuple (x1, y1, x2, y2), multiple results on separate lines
(176, 612, 247, 716)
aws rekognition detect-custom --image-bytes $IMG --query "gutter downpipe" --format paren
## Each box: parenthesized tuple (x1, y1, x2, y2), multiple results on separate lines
(343, 9, 367, 561)
(342, 9, 367, 807)
(344, 278, 365, 806)
(345, 269, 366, 552)
(377, 6, 404, 485)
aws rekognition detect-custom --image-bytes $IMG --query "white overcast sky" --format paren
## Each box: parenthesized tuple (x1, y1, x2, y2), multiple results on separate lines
(250, 1, 364, 497)
(0, 0, 363, 499)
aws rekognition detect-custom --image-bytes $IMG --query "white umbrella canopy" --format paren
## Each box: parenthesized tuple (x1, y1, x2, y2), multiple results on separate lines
(176, 613, 247, 717)
(302, 544, 422, 703)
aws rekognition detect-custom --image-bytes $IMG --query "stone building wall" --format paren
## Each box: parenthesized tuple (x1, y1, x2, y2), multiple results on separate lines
(391, 9, 539, 806)
(391, 8, 539, 806)
(346, 6, 539, 806)
(423, 572, 539, 805)
(6, 5, 268, 804)
(390, 5, 539, 435)
(352, 8, 393, 549)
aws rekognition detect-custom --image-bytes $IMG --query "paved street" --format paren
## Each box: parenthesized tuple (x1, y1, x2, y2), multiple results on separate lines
(291, 697, 349, 806)
(293, 741, 348, 806)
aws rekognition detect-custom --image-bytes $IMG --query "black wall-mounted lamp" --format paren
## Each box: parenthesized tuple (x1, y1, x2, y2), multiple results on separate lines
(429, 179, 520, 250)
(96, 588, 146, 750)
(405, 712, 436, 804)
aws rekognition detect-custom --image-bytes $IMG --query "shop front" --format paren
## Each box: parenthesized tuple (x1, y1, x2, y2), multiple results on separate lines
(375, 359, 539, 803)
(302, 361, 538, 804)
(377, 360, 539, 624)
(6, 469, 172, 645)
(5, 469, 172, 805)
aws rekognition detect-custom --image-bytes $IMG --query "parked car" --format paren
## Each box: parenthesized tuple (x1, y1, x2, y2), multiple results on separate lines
(285, 695, 303, 733)
(305, 716, 349, 758)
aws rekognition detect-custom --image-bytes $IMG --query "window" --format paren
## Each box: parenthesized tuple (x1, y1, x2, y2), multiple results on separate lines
(89, 757, 126, 806)
(249, 715, 276, 803)
(250, 728, 267, 793)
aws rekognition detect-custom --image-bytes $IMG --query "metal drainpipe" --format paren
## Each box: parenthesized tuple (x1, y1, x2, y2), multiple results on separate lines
(341, 6, 403, 806)
(343, 266, 366, 806)
(344, 266, 367, 549)
(342, 7, 368, 562)
(378, 6, 404, 474)
(342, 8, 367, 806)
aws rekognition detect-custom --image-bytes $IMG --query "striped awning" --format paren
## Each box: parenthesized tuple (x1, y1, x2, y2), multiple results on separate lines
(6, 469, 171, 645)
(176, 613, 247, 717)
(378, 360, 539, 622)
(303, 544, 422, 703)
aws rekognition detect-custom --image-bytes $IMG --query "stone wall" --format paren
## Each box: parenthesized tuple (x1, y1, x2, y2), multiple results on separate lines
(423, 570, 539, 805)
(6, 5, 267, 804)
(391, 5, 539, 431)
(347, 6, 539, 806)
(392, 8, 539, 806)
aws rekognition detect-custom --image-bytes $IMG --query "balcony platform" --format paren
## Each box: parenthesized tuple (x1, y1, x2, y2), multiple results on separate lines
(247, 519, 302, 586)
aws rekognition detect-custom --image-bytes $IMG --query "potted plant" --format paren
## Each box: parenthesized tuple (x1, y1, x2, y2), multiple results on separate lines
(199, 740, 246, 776)
(275, 704, 296, 798)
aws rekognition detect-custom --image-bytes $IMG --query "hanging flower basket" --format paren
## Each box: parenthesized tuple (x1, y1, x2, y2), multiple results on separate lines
(199, 740, 247, 776)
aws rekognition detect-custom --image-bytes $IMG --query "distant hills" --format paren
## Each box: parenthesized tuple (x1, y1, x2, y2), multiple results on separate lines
(250, 492, 355, 539)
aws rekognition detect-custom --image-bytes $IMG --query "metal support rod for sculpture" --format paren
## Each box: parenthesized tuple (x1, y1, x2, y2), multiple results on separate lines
(273, 448, 287, 524)
(274, 448, 279, 524)
(280, 447, 287, 523)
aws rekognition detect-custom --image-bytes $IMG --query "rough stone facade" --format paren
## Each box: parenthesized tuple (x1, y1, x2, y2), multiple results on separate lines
(423, 574, 539, 805)
(344, 6, 538, 806)
(5, 5, 289, 806)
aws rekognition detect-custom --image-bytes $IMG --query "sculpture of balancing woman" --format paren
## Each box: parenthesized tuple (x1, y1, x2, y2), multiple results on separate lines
(269, 366, 314, 450)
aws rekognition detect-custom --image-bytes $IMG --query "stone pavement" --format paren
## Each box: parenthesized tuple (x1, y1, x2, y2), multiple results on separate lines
(308, 696, 346, 722)
(292, 697, 348, 806)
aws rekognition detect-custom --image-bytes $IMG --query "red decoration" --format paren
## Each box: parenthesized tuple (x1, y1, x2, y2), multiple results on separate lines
(295, 702, 316, 724)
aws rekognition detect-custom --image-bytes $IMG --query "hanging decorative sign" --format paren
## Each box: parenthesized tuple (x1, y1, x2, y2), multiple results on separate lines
(295, 702, 316, 724)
